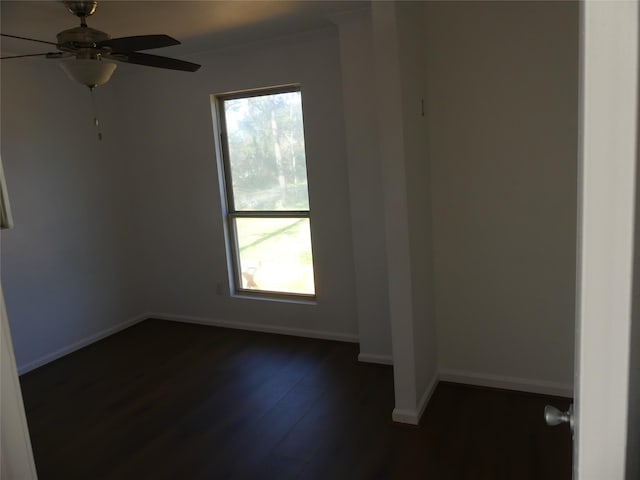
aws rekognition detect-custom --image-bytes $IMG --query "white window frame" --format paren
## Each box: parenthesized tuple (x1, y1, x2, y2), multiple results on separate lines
(212, 85, 317, 302)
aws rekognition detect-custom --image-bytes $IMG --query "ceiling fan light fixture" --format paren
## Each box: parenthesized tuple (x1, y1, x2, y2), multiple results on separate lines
(59, 58, 117, 88)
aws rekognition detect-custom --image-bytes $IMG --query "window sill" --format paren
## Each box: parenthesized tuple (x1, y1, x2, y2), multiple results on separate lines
(231, 291, 317, 306)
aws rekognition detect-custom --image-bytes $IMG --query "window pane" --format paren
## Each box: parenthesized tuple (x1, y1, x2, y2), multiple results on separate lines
(235, 217, 315, 295)
(224, 92, 309, 211)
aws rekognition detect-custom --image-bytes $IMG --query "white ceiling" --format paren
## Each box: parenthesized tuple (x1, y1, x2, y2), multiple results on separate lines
(1, 0, 368, 57)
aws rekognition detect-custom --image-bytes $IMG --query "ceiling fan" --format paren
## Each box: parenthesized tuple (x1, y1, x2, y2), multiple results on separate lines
(0, 0, 201, 89)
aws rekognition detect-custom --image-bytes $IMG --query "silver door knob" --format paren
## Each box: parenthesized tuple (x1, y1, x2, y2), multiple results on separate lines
(545, 404, 574, 431)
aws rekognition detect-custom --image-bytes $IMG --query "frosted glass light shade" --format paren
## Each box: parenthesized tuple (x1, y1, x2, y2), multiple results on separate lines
(59, 58, 117, 88)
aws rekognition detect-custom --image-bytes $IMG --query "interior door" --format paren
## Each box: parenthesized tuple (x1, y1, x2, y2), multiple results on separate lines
(1, 154, 37, 477)
(573, 1, 638, 478)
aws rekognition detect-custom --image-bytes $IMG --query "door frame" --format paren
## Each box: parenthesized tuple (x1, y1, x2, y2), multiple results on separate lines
(575, 1, 638, 478)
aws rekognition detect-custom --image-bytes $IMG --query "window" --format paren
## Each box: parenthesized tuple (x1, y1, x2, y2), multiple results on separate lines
(215, 87, 316, 299)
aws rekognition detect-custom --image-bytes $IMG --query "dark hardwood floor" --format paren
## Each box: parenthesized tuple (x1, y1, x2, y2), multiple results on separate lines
(19, 319, 572, 479)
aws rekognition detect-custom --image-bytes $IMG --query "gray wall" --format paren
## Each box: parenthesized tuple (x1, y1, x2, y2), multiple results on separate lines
(425, 1, 579, 392)
(0, 60, 141, 371)
(102, 28, 360, 340)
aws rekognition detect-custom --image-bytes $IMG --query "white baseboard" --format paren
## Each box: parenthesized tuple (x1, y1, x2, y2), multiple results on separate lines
(17, 314, 146, 375)
(392, 372, 439, 425)
(16, 310, 574, 407)
(389, 367, 573, 425)
(146, 312, 360, 344)
(438, 369, 573, 398)
(357, 353, 393, 365)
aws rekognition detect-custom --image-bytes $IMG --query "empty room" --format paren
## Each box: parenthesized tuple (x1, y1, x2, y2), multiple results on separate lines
(1, 1, 637, 479)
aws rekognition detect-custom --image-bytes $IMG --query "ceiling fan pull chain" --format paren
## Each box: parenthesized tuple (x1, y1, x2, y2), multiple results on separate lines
(88, 87, 102, 141)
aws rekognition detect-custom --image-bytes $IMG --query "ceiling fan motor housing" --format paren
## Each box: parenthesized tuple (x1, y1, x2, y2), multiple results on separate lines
(58, 2, 110, 57)
(57, 26, 110, 49)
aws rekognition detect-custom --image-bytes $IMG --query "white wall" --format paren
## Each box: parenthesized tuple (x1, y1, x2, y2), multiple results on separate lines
(425, 1, 579, 394)
(114, 28, 360, 339)
(396, 2, 438, 411)
(333, 9, 392, 363)
(371, 1, 438, 424)
(0, 60, 143, 372)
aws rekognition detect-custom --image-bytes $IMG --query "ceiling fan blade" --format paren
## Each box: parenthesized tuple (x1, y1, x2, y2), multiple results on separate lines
(106, 51, 200, 72)
(45, 52, 71, 59)
(97, 34, 180, 52)
(0, 33, 58, 46)
(0, 52, 57, 60)
(1, 51, 70, 60)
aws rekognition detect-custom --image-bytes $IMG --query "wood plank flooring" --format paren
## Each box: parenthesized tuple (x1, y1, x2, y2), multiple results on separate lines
(19, 319, 572, 479)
